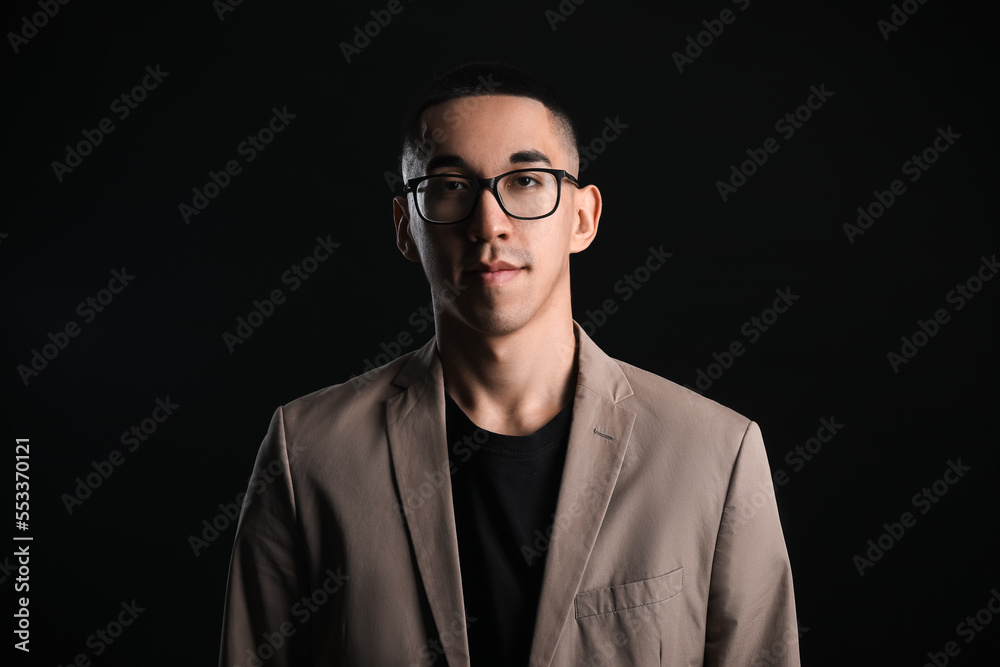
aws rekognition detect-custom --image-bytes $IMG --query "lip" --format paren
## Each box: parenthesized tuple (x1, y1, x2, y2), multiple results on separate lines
(464, 261, 523, 286)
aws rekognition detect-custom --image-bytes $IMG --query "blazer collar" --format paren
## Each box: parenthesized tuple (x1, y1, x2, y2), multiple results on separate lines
(385, 321, 636, 667)
(390, 319, 634, 404)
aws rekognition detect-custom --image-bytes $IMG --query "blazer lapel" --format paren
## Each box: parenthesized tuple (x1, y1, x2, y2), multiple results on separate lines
(386, 338, 471, 667)
(529, 322, 637, 666)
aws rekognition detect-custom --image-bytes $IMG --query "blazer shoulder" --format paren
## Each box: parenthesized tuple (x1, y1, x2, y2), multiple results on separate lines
(611, 356, 754, 441)
(278, 346, 424, 431)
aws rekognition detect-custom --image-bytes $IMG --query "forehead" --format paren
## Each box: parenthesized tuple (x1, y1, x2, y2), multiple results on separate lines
(415, 95, 565, 168)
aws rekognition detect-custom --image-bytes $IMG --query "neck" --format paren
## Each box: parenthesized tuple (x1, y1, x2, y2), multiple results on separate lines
(435, 309, 578, 436)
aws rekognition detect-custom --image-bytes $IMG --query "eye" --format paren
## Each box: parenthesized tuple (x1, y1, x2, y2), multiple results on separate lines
(422, 176, 471, 195)
(442, 178, 470, 191)
(509, 173, 543, 189)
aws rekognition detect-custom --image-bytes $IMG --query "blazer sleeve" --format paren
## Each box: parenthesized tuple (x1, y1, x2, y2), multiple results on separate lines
(219, 406, 315, 667)
(703, 420, 801, 666)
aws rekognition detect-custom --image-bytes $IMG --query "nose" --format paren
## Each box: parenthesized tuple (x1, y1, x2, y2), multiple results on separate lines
(466, 186, 513, 243)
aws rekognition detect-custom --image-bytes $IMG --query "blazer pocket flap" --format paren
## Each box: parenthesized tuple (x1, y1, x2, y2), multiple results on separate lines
(575, 566, 684, 618)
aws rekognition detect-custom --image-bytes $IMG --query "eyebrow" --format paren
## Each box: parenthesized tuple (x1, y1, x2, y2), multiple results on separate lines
(424, 150, 553, 174)
(425, 154, 468, 172)
(509, 149, 552, 166)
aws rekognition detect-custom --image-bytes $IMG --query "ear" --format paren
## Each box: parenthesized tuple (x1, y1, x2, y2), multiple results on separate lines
(569, 184, 601, 254)
(393, 195, 422, 263)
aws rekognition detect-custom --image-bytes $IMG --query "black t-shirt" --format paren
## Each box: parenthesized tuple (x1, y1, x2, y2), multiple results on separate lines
(445, 390, 572, 666)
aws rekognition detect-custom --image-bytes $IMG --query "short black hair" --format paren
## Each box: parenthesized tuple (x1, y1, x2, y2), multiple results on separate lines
(399, 61, 580, 178)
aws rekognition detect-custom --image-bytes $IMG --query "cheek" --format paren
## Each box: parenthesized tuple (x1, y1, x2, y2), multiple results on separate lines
(533, 217, 574, 258)
(417, 230, 462, 268)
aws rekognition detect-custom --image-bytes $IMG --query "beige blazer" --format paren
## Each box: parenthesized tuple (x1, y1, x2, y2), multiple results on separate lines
(220, 321, 800, 666)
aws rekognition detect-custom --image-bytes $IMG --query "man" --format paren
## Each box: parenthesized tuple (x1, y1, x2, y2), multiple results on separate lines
(220, 62, 800, 666)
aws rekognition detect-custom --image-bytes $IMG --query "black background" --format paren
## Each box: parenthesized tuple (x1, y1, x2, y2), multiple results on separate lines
(3, 0, 998, 665)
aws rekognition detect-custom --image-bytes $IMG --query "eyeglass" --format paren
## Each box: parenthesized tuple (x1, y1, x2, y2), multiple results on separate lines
(403, 168, 581, 224)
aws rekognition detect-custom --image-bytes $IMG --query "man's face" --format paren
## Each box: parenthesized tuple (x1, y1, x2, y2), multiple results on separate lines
(393, 95, 600, 338)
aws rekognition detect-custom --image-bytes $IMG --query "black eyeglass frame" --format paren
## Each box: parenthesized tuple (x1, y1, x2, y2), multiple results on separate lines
(403, 168, 581, 224)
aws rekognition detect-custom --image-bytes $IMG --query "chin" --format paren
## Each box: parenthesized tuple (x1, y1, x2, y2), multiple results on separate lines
(452, 303, 535, 338)
(468, 311, 530, 337)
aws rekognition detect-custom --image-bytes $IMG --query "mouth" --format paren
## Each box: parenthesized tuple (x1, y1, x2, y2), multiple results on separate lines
(464, 261, 524, 286)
